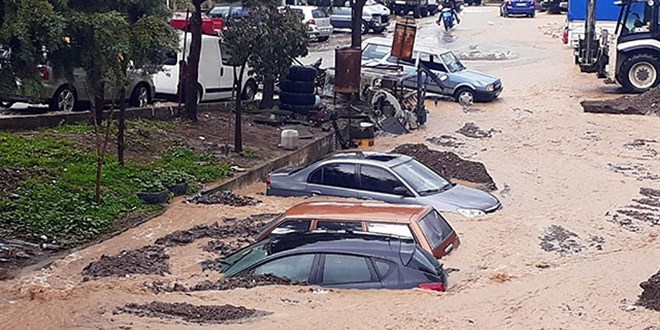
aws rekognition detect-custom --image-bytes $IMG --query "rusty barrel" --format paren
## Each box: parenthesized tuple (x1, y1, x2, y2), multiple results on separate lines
(334, 47, 361, 94)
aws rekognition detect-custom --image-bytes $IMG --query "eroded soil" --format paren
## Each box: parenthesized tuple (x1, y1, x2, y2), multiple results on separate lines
(81, 245, 169, 280)
(116, 302, 267, 325)
(147, 274, 301, 294)
(637, 269, 660, 312)
(582, 87, 660, 116)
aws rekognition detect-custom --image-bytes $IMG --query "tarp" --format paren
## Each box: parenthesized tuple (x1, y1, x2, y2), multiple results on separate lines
(568, 0, 620, 21)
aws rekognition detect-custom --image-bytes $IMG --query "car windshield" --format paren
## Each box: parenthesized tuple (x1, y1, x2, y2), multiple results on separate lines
(392, 160, 452, 196)
(440, 51, 465, 73)
(220, 240, 271, 276)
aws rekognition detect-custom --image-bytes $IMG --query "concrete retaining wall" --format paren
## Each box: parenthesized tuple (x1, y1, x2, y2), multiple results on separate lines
(0, 101, 256, 131)
(202, 130, 339, 194)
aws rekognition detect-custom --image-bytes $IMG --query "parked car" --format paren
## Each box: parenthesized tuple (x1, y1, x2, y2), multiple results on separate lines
(1, 65, 155, 112)
(170, 11, 224, 35)
(464, 0, 481, 6)
(500, 0, 536, 17)
(256, 201, 461, 258)
(330, 5, 389, 34)
(391, 0, 436, 17)
(153, 31, 258, 103)
(266, 151, 501, 217)
(217, 231, 448, 291)
(539, 0, 567, 14)
(286, 5, 334, 41)
(361, 37, 503, 103)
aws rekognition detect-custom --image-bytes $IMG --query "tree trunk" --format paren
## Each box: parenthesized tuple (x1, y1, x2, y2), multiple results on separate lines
(351, 0, 367, 48)
(94, 81, 105, 125)
(234, 64, 246, 153)
(260, 78, 275, 109)
(117, 86, 127, 166)
(185, 0, 203, 122)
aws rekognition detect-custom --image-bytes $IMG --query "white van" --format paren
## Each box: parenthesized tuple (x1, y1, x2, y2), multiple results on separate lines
(154, 32, 258, 102)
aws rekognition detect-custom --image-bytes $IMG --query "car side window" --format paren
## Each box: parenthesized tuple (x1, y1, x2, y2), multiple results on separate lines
(270, 220, 312, 235)
(253, 254, 315, 283)
(322, 164, 358, 189)
(308, 168, 323, 184)
(322, 254, 374, 285)
(360, 165, 405, 195)
(366, 222, 414, 239)
(372, 258, 394, 279)
(219, 42, 231, 66)
(316, 221, 362, 232)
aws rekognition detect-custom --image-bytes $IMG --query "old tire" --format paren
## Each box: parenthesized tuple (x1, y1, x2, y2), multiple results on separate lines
(361, 21, 369, 34)
(287, 66, 316, 82)
(49, 85, 77, 112)
(280, 91, 316, 106)
(454, 87, 475, 104)
(129, 84, 151, 108)
(280, 103, 313, 115)
(618, 53, 660, 93)
(280, 80, 315, 94)
(318, 36, 329, 42)
(242, 80, 257, 101)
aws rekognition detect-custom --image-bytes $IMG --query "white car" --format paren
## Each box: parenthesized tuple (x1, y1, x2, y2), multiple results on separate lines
(287, 6, 334, 42)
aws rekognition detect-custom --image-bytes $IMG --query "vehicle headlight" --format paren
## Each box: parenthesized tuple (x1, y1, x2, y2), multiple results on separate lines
(457, 208, 485, 218)
(485, 84, 494, 92)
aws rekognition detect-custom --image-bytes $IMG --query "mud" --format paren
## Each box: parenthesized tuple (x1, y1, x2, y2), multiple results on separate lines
(117, 302, 266, 325)
(607, 163, 660, 181)
(637, 269, 660, 312)
(427, 135, 465, 148)
(610, 188, 660, 231)
(154, 213, 280, 247)
(456, 122, 501, 139)
(203, 239, 246, 258)
(582, 87, 660, 116)
(191, 191, 261, 207)
(392, 143, 497, 191)
(147, 274, 300, 294)
(81, 245, 169, 280)
(624, 139, 658, 158)
(538, 225, 584, 256)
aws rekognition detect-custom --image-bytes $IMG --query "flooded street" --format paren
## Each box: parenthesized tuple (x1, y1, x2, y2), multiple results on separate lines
(1, 7, 659, 330)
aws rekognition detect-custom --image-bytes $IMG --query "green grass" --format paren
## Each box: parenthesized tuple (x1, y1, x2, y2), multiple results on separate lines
(0, 132, 231, 245)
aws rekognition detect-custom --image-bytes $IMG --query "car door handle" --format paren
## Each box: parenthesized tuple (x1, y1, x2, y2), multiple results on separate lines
(310, 190, 321, 196)
(220, 67, 224, 76)
(165, 73, 171, 77)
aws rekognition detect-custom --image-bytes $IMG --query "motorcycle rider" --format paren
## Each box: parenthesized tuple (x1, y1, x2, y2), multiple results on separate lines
(438, 0, 461, 25)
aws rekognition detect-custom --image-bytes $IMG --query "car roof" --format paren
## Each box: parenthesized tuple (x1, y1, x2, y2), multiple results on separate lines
(288, 5, 319, 10)
(283, 201, 432, 223)
(324, 151, 412, 167)
(363, 37, 450, 55)
(268, 231, 414, 258)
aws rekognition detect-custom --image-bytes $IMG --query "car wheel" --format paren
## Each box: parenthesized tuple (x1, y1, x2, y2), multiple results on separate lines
(530, 11, 536, 18)
(129, 84, 150, 108)
(421, 7, 429, 17)
(413, 7, 422, 18)
(49, 86, 77, 112)
(280, 80, 315, 94)
(454, 87, 475, 104)
(1, 101, 14, 108)
(242, 80, 257, 101)
(280, 91, 316, 106)
(361, 21, 369, 34)
(619, 53, 660, 93)
(287, 66, 317, 82)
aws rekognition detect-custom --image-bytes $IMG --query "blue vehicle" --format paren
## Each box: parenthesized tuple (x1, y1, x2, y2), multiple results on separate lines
(500, 0, 536, 17)
(564, 0, 619, 49)
(440, 7, 456, 31)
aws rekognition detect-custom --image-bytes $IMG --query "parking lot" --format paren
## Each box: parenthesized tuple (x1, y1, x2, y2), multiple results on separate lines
(0, 6, 658, 330)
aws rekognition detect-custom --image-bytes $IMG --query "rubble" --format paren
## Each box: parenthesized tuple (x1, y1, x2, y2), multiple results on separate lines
(82, 245, 169, 280)
(581, 87, 660, 116)
(637, 269, 660, 312)
(117, 302, 267, 325)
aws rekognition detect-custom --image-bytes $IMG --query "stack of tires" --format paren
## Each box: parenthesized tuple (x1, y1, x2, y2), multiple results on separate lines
(279, 66, 318, 116)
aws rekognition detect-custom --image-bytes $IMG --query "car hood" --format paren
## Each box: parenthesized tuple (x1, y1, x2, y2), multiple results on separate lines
(420, 184, 500, 213)
(454, 69, 500, 86)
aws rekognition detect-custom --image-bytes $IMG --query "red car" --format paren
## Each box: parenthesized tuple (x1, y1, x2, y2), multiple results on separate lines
(170, 12, 223, 36)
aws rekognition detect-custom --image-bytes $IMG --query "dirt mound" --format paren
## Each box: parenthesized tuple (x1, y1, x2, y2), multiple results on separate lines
(117, 302, 266, 325)
(154, 213, 280, 247)
(82, 245, 169, 280)
(456, 122, 500, 139)
(637, 269, 660, 311)
(392, 144, 497, 191)
(610, 187, 660, 232)
(203, 239, 247, 258)
(147, 274, 300, 294)
(192, 191, 261, 207)
(582, 87, 660, 116)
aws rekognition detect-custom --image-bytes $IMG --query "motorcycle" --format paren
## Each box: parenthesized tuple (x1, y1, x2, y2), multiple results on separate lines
(439, 7, 456, 32)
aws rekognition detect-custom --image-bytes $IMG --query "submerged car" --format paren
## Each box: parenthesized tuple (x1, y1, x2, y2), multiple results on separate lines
(217, 231, 448, 291)
(361, 37, 503, 103)
(266, 152, 501, 217)
(256, 201, 461, 258)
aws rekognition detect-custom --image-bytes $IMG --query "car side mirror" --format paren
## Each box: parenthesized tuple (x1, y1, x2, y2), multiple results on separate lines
(440, 74, 449, 81)
(393, 186, 410, 197)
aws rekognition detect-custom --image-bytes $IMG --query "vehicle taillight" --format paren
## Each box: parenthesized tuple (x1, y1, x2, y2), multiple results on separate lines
(39, 66, 49, 81)
(308, 19, 316, 25)
(266, 175, 271, 188)
(562, 27, 569, 44)
(419, 282, 446, 292)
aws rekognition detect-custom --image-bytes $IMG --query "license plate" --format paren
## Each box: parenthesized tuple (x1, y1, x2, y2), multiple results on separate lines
(516, 3, 527, 6)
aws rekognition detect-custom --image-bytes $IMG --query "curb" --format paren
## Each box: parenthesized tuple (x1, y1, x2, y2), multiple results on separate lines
(0, 100, 258, 131)
(201, 129, 340, 195)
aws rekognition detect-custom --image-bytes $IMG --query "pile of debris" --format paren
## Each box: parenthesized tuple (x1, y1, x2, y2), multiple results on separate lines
(147, 274, 301, 294)
(191, 191, 261, 207)
(582, 87, 660, 116)
(637, 269, 660, 312)
(82, 245, 170, 280)
(117, 302, 267, 325)
(392, 144, 497, 191)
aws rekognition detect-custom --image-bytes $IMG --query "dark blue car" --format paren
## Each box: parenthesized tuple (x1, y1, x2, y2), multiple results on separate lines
(216, 231, 448, 291)
(500, 0, 536, 17)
